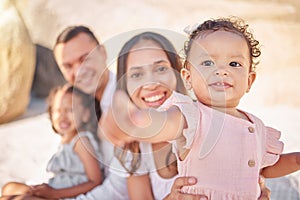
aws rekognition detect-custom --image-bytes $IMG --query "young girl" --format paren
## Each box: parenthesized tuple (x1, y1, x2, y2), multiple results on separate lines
(1, 84, 102, 199)
(101, 17, 300, 199)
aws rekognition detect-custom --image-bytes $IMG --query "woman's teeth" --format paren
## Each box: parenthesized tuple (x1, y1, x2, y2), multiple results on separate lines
(144, 94, 164, 102)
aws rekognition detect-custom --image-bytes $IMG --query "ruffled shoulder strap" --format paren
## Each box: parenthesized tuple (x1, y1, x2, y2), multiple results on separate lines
(261, 126, 284, 168)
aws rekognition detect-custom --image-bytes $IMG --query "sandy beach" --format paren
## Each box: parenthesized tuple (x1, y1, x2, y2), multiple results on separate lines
(1, 0, 300, 198)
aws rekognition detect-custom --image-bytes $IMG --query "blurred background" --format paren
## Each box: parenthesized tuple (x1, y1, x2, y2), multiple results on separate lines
(0, 0, 299, 197)
(5, 0, 300, 111)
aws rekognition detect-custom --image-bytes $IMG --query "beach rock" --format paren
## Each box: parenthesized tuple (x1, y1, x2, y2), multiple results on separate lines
(0, 0, 36, 123)
(31, 44, 66, 98)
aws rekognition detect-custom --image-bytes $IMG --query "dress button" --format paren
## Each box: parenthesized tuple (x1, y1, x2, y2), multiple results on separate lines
(248, 127, 255, 133)
(248, 159, 256, 167)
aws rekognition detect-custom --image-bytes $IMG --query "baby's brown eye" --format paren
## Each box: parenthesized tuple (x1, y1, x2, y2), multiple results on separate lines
(229, 62, 241, 67)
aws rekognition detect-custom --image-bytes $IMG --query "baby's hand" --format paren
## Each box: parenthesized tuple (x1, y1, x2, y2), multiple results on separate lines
(100, 90, 176, 145)
(99, 90, 142, 146)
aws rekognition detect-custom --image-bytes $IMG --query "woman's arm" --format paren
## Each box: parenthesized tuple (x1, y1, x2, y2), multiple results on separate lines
(31, 137, 102, 199)
(100, 90, 185, 146)
(261, 152, 300, 178)
(127, 175, 154, 200)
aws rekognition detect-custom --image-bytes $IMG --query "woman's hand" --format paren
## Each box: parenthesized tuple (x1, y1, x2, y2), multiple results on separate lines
(99, 90, 138, 146)
(164, 177, 206, 200)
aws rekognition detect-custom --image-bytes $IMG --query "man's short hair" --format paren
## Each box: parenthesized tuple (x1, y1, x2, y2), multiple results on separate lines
(55, 25, 99, 47)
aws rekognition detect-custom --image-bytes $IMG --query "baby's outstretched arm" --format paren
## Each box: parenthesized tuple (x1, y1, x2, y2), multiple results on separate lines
(261, 152, 300, 178)
(100, 90, 186, 146)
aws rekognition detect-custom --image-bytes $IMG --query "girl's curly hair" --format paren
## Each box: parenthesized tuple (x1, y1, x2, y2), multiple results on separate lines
(184, 16, 261, 72)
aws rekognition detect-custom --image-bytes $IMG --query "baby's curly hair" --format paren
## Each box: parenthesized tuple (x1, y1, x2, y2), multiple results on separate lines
(184, 16, 261, 72)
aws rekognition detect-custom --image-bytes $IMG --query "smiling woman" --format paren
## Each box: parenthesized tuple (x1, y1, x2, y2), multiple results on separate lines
(126, 40, 177, 109)
(112, 31, 188, 200)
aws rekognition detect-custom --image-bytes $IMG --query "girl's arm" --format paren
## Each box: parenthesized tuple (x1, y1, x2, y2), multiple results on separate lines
(261, 152, 300, 178)
(31, 137, 102, 199)
(100, 90, 186, 146)
(127, 175, 154, 200)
